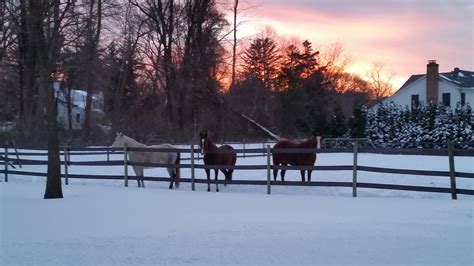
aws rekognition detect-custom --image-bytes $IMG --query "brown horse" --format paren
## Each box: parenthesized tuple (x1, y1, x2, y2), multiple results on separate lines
(272, 133, 321, 182)
(199, 132, 237, 192)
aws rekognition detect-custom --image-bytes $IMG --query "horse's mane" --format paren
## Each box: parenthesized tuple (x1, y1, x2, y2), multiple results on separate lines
(122, 135, 147, 148)
(203, 137, 218, 151)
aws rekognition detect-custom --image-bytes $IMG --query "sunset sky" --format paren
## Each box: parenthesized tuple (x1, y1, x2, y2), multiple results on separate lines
(236, 0, 473, 91)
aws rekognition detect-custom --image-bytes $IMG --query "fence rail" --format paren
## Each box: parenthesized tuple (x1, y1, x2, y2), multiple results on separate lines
(2, 142, 474, 199)
(6, 146, 474, 157)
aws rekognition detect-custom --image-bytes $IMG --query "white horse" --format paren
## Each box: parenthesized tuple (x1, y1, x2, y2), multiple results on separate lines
(111, 133, 181, 189)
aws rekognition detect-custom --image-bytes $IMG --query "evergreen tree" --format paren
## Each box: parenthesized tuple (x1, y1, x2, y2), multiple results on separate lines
(277, 40, 328, 136)
(279, 40, 320, 91)
(327, 102, 347, 137)
(349, 101, 367, 138)
(365, 101, 473, 148)
(454, 102, 473, 144)
(241, 37, 281, 90)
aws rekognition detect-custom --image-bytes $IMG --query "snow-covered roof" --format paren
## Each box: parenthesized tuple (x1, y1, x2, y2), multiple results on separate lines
(397, 68, 474, 93)
(54, 84, 103, 110)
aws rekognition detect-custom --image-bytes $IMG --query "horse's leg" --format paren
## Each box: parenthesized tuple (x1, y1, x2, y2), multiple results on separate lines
(281, 163, 287, 182)
(141, 169, 145, 188)
(167, 167, 175, 189)
(226, 169, 234, 186)
(133, 166, 142, 187)
(214, 169, 219, 192)
(221, 169, 228, 186)
(273, 165, 278, 181)
(308, 170, 312, 182)
(168, 169, 176, 190)
(205, 169, 211, 192)
(300, 169, 306, 182)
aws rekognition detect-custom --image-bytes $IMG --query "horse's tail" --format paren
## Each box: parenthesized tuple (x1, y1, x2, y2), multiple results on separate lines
(175, 152, 181, 188)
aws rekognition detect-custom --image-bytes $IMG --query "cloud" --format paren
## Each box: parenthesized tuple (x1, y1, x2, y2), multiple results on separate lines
(242, 0, 474, 89)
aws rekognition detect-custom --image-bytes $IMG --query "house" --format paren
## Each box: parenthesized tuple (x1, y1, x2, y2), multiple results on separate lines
(53, 82, 104, 130)
(376, 60, 474, 110)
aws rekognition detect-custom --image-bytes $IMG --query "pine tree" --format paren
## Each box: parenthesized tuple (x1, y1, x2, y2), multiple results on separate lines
(241, 37, 281, 90)
(454, 102, 473, 145)
(349, 101, 367, 138)
(328, 102, 346, 137)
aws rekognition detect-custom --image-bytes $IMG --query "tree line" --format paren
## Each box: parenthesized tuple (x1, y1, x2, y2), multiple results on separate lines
(1, 0, 392, 147)
(0, 0, 399, 200)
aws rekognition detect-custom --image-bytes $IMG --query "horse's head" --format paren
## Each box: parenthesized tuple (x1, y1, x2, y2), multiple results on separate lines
(198, 132, 209, 155)
(111, 132, 126, 147)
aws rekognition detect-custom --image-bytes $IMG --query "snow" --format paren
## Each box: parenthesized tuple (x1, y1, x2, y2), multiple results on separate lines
(1, 149, 474, 265)
(440, 74, 453, 82)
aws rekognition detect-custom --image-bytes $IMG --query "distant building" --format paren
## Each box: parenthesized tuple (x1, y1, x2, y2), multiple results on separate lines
(53, 82, 104, 130)
(374, 61, 474, 110)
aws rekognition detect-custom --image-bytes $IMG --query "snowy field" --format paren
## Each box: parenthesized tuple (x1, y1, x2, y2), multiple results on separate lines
(1, 147, 474, 265)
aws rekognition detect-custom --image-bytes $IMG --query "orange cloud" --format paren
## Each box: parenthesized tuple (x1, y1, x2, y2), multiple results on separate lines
(237, 1, 473, 91)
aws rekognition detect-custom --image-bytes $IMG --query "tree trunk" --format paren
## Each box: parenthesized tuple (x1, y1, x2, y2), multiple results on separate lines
(43, 70, 63, 199)
(230, 0, 238, 90)
(83, 0, 102, 141)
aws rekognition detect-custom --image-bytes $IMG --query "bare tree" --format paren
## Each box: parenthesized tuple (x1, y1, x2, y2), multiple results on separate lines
(21, 0, 75, 198)
(0, 1, 18, 121)
(366, 62, 395, 101)
(111, 3, 146, 134)
(131, 0, 176, 122)
(0, 1, 16, 62)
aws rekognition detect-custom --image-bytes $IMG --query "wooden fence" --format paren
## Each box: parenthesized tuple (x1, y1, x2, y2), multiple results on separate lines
(1, 142, 474, 199)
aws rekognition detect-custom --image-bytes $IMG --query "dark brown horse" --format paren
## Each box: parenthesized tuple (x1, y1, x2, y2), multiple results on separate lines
(199, 132, 237, 192)
(272, 133, 321, 182)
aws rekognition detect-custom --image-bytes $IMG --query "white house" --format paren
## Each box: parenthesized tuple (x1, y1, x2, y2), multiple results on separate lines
(376, 60, 474, 110)
(53, 82, 104, 130)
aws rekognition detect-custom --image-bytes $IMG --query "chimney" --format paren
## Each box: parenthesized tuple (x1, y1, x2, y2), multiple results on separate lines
(426, 60, 439, 103)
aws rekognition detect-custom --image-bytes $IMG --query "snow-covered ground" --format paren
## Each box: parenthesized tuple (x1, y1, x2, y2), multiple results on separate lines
(1, 148, 473, 265)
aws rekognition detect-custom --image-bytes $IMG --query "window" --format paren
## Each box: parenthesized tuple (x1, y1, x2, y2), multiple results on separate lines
(411, 94, 419, 108)
(442, 93, 450, 107)
(75, 113, 81, 123)
(461, 93, 466, 106)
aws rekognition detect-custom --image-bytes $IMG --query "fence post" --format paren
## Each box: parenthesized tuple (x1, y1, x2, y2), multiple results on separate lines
(266, 145, 271, 195)
(243, 139, 246, 158)
(191, 144, 195, 191)
(64, 146, 69, 185)
(124, 145, 128, 187)
(448, 140, 457, 200)
(352, 142, 358, 197)
(106, 147, 110, 162)
(4, 145, 8, 182)
(13, 141, 21, 168)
